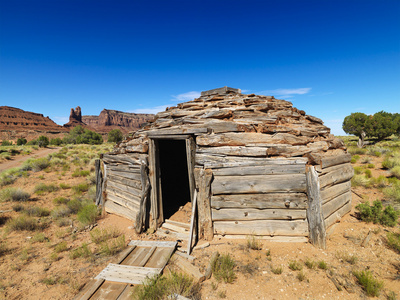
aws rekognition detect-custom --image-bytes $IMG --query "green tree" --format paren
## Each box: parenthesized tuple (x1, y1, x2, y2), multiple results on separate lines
(50, 138, 63, 146)
(37, 136, 49, 148)
(107, 129, 123, 143)
(1, 140, 12, 146)
(366, 111, 396, 141)
(342, 112, 370, 147)
(63, 126, 103, 145)
(392, 113, 400, 136)
(16, 138, 27, 145)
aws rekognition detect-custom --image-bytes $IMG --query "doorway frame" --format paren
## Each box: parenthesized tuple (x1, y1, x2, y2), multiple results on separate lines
(148, 135, 196, 229)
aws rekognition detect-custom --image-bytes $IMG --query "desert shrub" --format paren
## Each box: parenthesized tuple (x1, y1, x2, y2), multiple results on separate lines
(361, 156, 372, 164)
(72, 169, 90, 177)
(336, 251, 358, 265)
(53, 197, 69, 205)
(50, 138, 63, 146)
(297, 271, 306, 282)
(34, 183, 59, 194)
(6, 216, 39, 231)
(70, 243, 93, 260)
(90, 227, 120, 244)
(32, 232, 48, 243)
(353, 166, 364, 175)
(26, 139, 38, 145)
(51, 205, 71, 219)
(288, 260, 303, 271)
(12, 203, 24, 212)
(22, 157, 50, 172)
(270, 265, 283, 274)
(373, 175, 388, 188)
(87, 186, 96, 201)
(108, 129, 123, 144)
(63, 126, 103, 145)
(318, 260, 328, 270)
(77, 204, 99, 225)
(67, 199, 84, 214)
(351, 156, 359, 164)
(353, 270, 383, 297)
(356, 200, 399, 227)
(367, 163, 375, 169)
(0, 241, 8, 256)
(24, 206, 50, 217)
(0, 168, 23, 187)
(37, 136, 49, 148)
(383, 183, 400, 202)
(99, 235, 125, 256)
(134, 272, 201, 300)
(1, 140, 12, 146)
(0, 187, 30, 202)
(54, 241, 68, 254)
(72, 183, 89, 194)
(348, 147, 366, 155)
(212, 253, 236, 283)
(364, 169, 372, 178)
(390, 166, 400, 179)
(246, 235, 262, 250)
(305, 258, 316, 269)
(59, 183, 71, 189)
(382, 152, 400, 169)
(351, 174, 371, 188)
(16, 138, 27, 146)
(386, 232, 400, 253)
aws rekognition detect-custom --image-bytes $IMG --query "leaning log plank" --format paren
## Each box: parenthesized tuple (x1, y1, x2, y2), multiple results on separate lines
(322, 191, 352, 219)
(319, 164, 354, 189)
(107, 165, 141, 172)
(194, 168, 214, 241)
(104, 201, 137, 221)
(197, 146, 267, 157)
(325, 200, 352, 228)
(212, 164, 305, 176)
(187, 190, 198, 255)
(136, 164, 150, 234)
(320, 181, 351, 204)
(103, 153, 147, 165)
(213, 220, 308, 236)
(205, 252, 219, 279)
(171, 254, 206, 282)
(212, 174, 307, 195)
(211, 193, 308, 209)
(211, 208, 306, 221)
(305, 166, 326, 249)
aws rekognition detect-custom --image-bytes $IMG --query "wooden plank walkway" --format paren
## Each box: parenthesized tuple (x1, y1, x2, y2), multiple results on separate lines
(74, 240, 177, 300)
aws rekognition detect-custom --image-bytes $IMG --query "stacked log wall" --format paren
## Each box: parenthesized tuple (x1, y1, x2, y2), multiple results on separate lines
(195, 148, 309, 241)
(102, 153, 148, 221)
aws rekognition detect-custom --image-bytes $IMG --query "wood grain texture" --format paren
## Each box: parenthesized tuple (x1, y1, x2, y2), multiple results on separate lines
(211, 208, 306, 221)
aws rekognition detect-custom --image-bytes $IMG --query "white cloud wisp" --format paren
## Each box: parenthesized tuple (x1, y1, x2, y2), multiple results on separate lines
(172, 91, 201, 102)
(260, 88, 312, 98)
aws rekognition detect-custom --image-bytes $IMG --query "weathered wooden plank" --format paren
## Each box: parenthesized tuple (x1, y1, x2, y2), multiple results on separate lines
(212, 208, 306, 221)
(213, 220, 308, 236)
(145, 246, 176, 270)
(148, 139, 158, 229)
(103, 154, 147, 166)
(171, 254, 205, 282)
(95, 264, 162, 284)
(197, 146, 267, 157)
(107, 165, 141, 172)
(95, 159, 103, 206)
(128, 240, 178, 248)
(211, 193, 308, 209)
(212, 174, 307, 194)
(212, 164, 305, 176)
(106, 193, 140, 216)
(106, 186, 141, 206)
(125, 143, 148, 153)
(187, 189, 198, 255)
(305, 166, 326, 249)
(108, 170, 142, 181)
(89, 281, 127, 300)
(194, 168, 214, 241)
(108, 174, 142, 190)
(196, 153, 307, 168)
(165, 219, 190, 229)
(162, 222, 189, 233)
(156, 228, 190, 241)
(145, 126, 208, 137)
(136, 164, 150, 234)
(73, 279, 105, 300)
(320, 181, 351, 204)
(107, 180, 142, 198)
(322, 191, 352, 218)
(196, 132, 309, 147)
(321, 153, 352, 169)
(104, 200, 137, 221)
(319, 164, 354, 188)
(324, 200, 352, 228)
(214, 235, 309, 243)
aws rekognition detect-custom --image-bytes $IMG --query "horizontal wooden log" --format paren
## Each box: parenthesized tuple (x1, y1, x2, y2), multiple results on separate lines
(322, 191, 351, 218)
(321, 153, 352, 169)
(106, 185, 141, 206)
(145, 126, 208, 136)
(211, 193, 308, 209)
(212, 164, 305, 176)
(214, 235, 308, 243)
(104, 200, 137, 221)
(320, 181, 351, 204)
(107, 180, 142, 198)
(211, 208, 306, 221)
(125, 144, 149, 153)
(316, 162, 349, 175)
(108, 174, 142, 190)
(213, 220, 308, 236)
(196, 153, 307, 168)
(106, 191, 140, 211)
(324, 200, 352, 229)
(196, 132, 309, 147)
(103, 153, 147, 166)
(107, 165, 141, 173)
(108, 170, 142, 181)
(319, 164, 354, 188)
(212, 174, 307, 195)
(197, 146, 267, 157)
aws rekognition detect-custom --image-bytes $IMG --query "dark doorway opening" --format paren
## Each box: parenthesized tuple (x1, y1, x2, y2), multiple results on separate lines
(158, 139, 191, 220)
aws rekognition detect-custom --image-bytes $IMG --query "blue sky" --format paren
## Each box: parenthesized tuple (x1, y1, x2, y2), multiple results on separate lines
(1, 0, 399, 135)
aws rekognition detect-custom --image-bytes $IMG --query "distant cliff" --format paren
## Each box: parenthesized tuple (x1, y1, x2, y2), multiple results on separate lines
(82, 109, 154, 133)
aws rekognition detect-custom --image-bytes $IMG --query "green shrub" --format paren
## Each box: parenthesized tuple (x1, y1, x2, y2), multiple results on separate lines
(384, 183, 400, 202)
(37, 136, 49, 148)
(353, 270, 383, 297)
(107, 129, 123, 143)
(23, 206, 50, 217)
(0, 168, 22, 187)
(77, 204, 99, 225)
(351, 174, 371, 188)
(99, 235, 125, 256)
(0, 241, 9, 256)
(22, 157, 50, 172)
(34, 183, 59, 194)
(353, 166, 364, 175)
(1, 140, 12, 146)
(0, 187, 30, 202)
(305, 258, 316, 269)
(367, 163, 375, 169)
(72, 170, 90, 177)
(212, 253, 236, 283)
(90, 227, 120, 244)
(270, 265, 283, 274)
(50, 138, 63, 146)
(318, 260, 328, 270)
(51, 205, 71, 219)
(382, 153, 400, 169)
(297, 271, 306, 282)
(7, 216, 39, 231)
(16, 138, 27, 146)
(54, 241, 68, 253)
(53, 197, 69, 205)
(386, 232, 400, 253)
(246, 235, 262, 250)
(59, 183, 71, 189)
(390, 166, 400, 179)
(356, 200, 399, 227)
(364, 169, 372, 178)
(373, 175, 388, 188)
(70, 243, 93, 260)
(32, 233, 48, 243)
(67, 199, 84, 214)
(288, 260, 303, 271)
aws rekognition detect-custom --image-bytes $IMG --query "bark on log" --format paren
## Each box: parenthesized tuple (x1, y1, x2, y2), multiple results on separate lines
(213, 220, 308, 236)
(212, 174, 307, 195)
(305, 166, 326, 249)
(211, 193, 308, 209)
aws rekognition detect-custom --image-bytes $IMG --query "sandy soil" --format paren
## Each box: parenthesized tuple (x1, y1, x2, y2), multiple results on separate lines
(0, 149, 399, 300)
